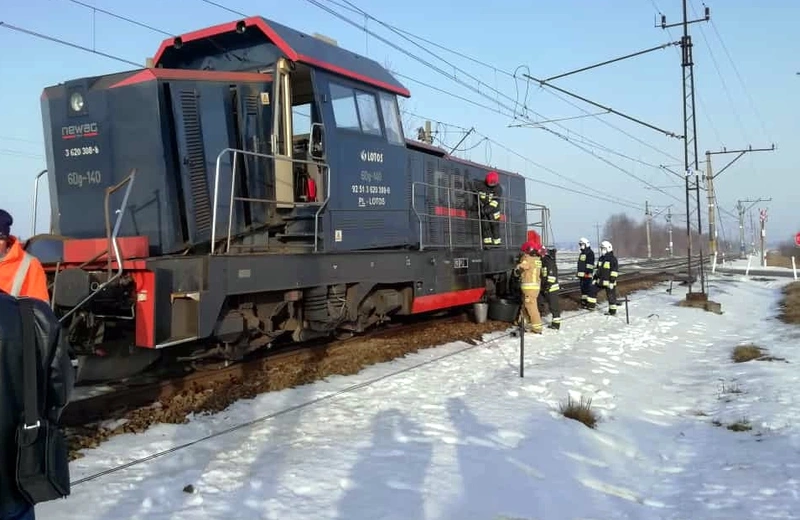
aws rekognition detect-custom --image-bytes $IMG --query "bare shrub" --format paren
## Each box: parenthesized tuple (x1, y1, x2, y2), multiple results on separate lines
(559, 395, 598, 429)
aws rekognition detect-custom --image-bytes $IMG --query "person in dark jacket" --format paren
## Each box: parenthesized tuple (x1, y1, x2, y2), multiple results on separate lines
(576, 237, 597, 310)
(537, 246, 562, 329)
(593, 240, 619, 315)
(477, 171, 503, 247)
(0, 293, 74, 520)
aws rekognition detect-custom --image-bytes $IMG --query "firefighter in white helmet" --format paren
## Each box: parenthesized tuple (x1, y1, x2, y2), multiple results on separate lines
(576, 237, 597, 310)
(593, 240, 619, 315)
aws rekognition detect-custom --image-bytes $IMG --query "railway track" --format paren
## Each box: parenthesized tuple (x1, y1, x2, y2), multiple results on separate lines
(61, 254, 701, 457)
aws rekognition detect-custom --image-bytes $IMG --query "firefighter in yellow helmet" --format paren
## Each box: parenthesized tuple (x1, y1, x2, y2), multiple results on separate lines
(515, 241, 542, 334)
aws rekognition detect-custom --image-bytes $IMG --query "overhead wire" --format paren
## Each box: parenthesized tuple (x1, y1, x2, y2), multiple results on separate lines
(0, 21, 142, 67)
(686, 0, 750, 144)
(298, 0, 684, 204)
(322, 0, 684, 168)
(22, 0, 653, 212)
(647, 0, 724, 148)
(707, 17, 771, 142)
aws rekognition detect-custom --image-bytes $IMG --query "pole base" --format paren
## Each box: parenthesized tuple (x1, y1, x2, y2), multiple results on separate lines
(679, 292, 722, 314)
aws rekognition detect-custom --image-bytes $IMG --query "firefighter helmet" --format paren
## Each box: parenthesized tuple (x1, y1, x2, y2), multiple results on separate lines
(520, 241, 536, 254)
(485, 171, 499, 186)
(578, 237, 590, 249)
(600, 240, 613, 253)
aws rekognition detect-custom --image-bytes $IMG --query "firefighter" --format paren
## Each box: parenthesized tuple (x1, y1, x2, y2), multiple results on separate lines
(515, 241, 542, 334)
(576, 237, 597, 310)
(478, 171, 503, 247)
(593, 240, 619, 315)
(538, 245, 561, 329)
(0, 209, 50, 303)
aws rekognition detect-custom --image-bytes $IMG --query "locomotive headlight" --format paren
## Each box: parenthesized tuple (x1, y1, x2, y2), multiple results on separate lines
(69, 92, 84, 113)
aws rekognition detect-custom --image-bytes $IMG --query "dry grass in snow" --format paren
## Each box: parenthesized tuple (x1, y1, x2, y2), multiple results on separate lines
(558, 395, 598, 429)
(778, 281, 800, 325)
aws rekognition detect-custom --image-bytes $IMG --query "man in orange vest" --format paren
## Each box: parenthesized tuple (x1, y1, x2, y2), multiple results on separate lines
(0, 209, 50, 303)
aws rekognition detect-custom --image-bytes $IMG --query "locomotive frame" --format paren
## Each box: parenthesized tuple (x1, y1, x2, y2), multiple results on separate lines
(25, 15, 551, 382)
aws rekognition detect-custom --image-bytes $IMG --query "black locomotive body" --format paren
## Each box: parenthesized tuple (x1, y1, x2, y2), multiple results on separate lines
(29, 16, 548, 381)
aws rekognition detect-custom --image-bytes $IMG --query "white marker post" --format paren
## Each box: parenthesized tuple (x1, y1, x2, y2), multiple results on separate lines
(793, 256, 798, 281)
(746, 255, 753, 277)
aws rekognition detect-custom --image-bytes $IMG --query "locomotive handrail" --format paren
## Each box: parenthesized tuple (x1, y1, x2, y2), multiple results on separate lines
(410, 180, 550, 250)
(211, 147, 330, 254)
(30, 169, 48, 237)
(59, 169, 136, 323)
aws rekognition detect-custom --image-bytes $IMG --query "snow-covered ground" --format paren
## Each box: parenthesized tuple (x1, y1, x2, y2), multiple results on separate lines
(718, 257, 797, 273)
(40, 274, 800, 519)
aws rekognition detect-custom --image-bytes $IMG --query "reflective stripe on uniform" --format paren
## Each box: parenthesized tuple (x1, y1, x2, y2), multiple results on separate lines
(549, 284, 560, 292)
(547, 276, 556, 283)
(603, 261, 611, 268)
(521, 283, 540, 290)
(10, 252, 33, 297)
(587, 296, 597, 303)
(610, 270, 618, 277)
(576, 271, 584, 277)
(488, 199, 499, 208)
(586, 263, 595, 269)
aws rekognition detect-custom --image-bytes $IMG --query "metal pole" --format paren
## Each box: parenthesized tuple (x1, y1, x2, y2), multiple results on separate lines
(625, 295, 630, 325)
(667, 207, 674, 257)
(645, 200, 652, 259)
(519, 318, 524, 378)
(706, 151, 717, 258)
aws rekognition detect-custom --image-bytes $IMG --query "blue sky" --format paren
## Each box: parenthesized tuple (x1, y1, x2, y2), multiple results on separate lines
(1, 0, 796, 248)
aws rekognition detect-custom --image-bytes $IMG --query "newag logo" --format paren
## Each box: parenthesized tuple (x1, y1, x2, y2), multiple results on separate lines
(62, 123, 99, 139)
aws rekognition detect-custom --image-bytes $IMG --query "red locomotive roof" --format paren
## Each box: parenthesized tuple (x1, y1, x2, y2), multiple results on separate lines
(152, 16, 410, 98)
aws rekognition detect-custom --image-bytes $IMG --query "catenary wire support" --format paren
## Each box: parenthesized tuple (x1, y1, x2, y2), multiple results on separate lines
(705, 145, 775, 258)
(658, 1, 711, 297)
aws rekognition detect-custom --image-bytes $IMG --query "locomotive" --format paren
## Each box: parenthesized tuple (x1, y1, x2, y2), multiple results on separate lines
(26, 15, 549, 382)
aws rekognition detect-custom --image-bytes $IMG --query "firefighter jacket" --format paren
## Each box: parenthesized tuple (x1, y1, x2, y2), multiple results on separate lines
(540, 253, 559, 293)
(595, 252, 619, 289)
(0, 236, 49, 303)
(516, 253, 541, 291)
(576, 246, 595, 279)
(477, 183, 503, 221)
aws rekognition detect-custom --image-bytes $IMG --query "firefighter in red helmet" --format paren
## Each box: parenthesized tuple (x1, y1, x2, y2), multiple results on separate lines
(478, 171, 503, 247)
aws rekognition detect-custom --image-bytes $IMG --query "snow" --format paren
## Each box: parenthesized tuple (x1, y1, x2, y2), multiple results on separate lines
(719, 257, 797, 272)
(39, 275, 800, 519)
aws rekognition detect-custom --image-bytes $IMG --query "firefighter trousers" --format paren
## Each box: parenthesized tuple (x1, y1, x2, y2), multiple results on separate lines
(480, 218, 501, 245)
(521, 288, 542, 333)
(580, 278, 597, 309)
(601, 285, 618, 315)
(538, 288, 561, 329)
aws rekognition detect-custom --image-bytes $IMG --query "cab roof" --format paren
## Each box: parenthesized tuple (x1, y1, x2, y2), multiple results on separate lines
(152, 16, 410, 97)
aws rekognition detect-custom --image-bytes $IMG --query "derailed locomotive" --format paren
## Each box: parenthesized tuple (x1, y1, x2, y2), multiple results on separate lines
(26, 16, 550, 382)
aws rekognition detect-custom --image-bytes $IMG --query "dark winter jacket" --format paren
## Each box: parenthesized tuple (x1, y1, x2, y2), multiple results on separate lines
(540, 253, 560, 293)
(477, 182, 503, 220)
(576, 247, 595, 279)
(0, 293, 73, 516)
(595, 252, 619, 288)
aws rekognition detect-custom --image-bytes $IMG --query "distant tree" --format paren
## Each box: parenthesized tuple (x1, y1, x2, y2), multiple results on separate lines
(600, 212, 737, 258)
